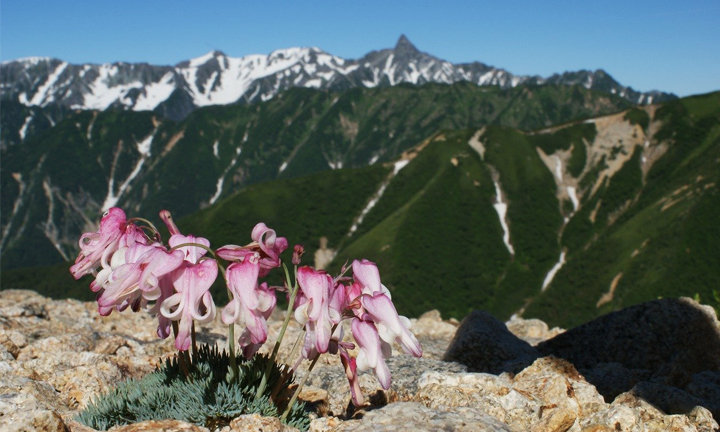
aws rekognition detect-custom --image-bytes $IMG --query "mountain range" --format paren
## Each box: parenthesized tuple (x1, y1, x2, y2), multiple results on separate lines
(3, 37, 717, 329)
(3, 82, 718, 327)
(1, 35, 675, 124)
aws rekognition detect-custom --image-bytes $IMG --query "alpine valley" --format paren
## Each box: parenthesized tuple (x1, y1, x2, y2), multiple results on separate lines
(2, 37, 718, 328)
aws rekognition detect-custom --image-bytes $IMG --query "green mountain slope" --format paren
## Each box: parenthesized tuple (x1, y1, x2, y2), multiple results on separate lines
(3, 92, 718, 328)
(1, 82, 630, 270)
(525, 91, 720, 327)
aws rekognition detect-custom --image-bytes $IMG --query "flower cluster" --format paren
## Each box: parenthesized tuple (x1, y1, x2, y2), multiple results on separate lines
(71, 207, 421, 409)
(293, 260, 422, 405)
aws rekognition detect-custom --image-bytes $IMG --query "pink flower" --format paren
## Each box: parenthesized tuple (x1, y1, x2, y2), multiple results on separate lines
(94, 244, 185, 316)
(169, 233, 210, 264)
(146, 275, 175, 339)
(352, 259, 392, 297)
(160, 259, 218, 351)
(217, 223, 287, 276)
(294, 266, 334, 356)
(340, 347, 364, 406)
(361, 292, 422, 357)
(221, 254, 277, 358)
(70, 208, 145, 279)
(351, 318, 392, 390)
(292, 244, 304, 266)
(252, 223, 288, 272)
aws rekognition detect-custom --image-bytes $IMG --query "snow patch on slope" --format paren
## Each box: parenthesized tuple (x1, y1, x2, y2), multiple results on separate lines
(209, 147, 242, 205)
(101, 130, 155, 211)
(133, 72, 176, 110)
(29, 62, 68, 106)
(542, 251, 566, 291)
(84, 64, 143, 110)
(493, 180, 515, 255)
(19, 116, 33, 141)
(347, 159, 411, 236)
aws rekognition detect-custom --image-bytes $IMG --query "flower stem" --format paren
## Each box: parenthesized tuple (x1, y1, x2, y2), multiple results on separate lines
(285, 328, 306, 367)
(127, 217, 160, 237)
(191, 322, 198, 360)
(172, 321, 191, 379)
(220, 263, 238, 381)
(169, 242, 217, 258)
(228, 322, 238, 381)
(281, 353, 319, 422)
(255, 262, 298, 400)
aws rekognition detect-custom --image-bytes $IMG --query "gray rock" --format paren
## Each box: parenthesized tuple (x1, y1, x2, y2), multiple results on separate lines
(537, 297, 720, 406)
(684, 371, 720, 418)
(302, 355, 467, 416)
(505, 316, 564, 346)
(2, 290, 718, 432)
(333, 401, 514, 432)
(579, 362, 651, 401)
(629, 381, 707, 417)
(443, 311, 540, 374)
(537, 298, 720, 373)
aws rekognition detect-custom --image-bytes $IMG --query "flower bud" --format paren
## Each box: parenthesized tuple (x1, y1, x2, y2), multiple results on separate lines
(292, 244, 304, 265)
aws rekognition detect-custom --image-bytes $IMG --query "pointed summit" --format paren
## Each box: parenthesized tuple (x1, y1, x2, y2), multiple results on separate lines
(394, 34, 419, 55)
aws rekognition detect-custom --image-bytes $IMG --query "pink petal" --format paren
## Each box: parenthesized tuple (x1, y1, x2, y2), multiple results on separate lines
(169, 260, 218, 351)
(340, 349, 364, 406)
(352, 259, 382, 294)
(225, 255, 261, 310)
(169, 234, 211, 264)
(159, 210, 180, 236)
(70, 208, 128, 279)
(329, 283, 347, 323)
(216, 244, 254, 262)
(297, 267, 330, 321)
(361, 293, 422, 358)
(351, 318, 381, 369)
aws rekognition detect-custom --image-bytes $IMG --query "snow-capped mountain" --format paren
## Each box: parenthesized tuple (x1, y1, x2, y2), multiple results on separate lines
(1, 35, 675, 121)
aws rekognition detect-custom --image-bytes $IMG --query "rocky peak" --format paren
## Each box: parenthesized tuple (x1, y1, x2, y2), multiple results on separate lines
(393, 34, 420, 56)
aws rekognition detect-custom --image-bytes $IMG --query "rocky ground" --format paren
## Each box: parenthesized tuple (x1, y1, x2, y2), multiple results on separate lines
(1, 290, 719, 432)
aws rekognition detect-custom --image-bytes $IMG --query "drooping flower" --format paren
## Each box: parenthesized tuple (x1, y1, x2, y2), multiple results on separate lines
(361, 291, 422, 358)
(94, 243, 185, 316)
(146, 274, 176, 339)
(352, 259, 392, 297)
(169, 233, 211, 264)
(217, 223, 288, 276)
(70, 208, 145, 279)
(294, 266, 334, 356)
(157, 210, 219, 351)
(222, 253, 277, 358)
(160, 258, 218, 351)
(339, 347, 364, 406)
(292, 244, 304, 266)
(351, 318, 392, 390)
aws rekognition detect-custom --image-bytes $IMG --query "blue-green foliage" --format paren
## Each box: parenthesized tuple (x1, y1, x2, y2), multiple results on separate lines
(75, 345, 309, 431)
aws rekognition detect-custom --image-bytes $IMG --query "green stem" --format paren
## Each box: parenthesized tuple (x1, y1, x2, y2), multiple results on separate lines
(285, 328, 306, 366)
(281, 353, 319, 422)
(191, 322, 198, 361)
(127, 217, 160, 237)
(172, 321, 191, 380)
(169, 242, 217, 258)
(228, 323, 238, 381)
(219, 263, 238, 381)
(255, 262, 298, 400)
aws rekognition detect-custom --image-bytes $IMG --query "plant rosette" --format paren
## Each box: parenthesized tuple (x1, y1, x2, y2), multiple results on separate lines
(71, 207, 422, 430)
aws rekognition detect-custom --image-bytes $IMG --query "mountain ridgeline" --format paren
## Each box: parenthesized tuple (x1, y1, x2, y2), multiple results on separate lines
(1, 35, 674, 125)
(2, 79, 718, 328)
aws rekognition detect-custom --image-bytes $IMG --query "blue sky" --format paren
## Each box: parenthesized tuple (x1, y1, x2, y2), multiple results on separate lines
(2, 0, 718, 97)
